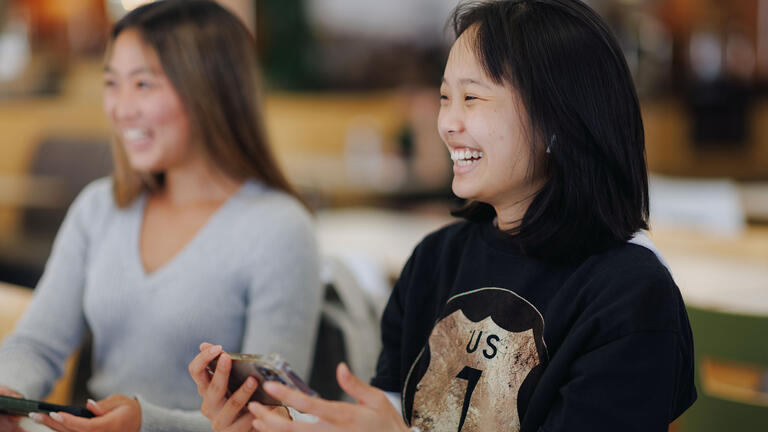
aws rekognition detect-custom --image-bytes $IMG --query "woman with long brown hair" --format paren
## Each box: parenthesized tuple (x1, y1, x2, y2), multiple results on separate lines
(0, 1, 321, 431)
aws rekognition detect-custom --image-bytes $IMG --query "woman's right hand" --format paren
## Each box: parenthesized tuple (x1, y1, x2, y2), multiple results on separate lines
(0, 386, 26, 432)
(189, 342, 290, 432)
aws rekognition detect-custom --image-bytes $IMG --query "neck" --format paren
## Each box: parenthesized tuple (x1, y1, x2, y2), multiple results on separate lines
(160, 158, 242, 205)
(491, 187, 542, 231)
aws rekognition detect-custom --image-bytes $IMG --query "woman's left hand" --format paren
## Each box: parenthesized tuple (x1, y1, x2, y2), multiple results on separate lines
(29, 394, 142, 432)
(248, 362, 410, 432)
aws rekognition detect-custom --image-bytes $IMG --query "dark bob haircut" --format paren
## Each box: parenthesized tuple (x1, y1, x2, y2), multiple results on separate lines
(450, 0, 649, 263)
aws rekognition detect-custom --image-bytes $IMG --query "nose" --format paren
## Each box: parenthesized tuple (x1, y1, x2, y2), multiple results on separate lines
(437, 101, 465, 137)
(105, 87, 140, 123)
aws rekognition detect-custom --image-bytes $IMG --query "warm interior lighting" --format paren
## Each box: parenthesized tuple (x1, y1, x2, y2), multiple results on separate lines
(701, 357, 768, 406)
(121, 0, 156, 12)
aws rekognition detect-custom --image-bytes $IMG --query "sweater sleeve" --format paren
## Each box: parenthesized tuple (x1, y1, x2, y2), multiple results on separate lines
(0, 181, 104, 398)
(137, 397, 213, 432)
(238, 203, 322, 379)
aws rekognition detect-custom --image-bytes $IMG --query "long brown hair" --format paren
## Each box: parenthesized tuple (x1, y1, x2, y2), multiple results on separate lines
(108, 0, 304, 208)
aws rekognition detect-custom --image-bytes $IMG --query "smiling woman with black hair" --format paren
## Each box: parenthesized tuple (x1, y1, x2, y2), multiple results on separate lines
(189, 1, 696, 431)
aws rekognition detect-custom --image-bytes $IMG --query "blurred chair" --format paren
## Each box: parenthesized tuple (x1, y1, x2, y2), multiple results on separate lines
(0, 136, 112, 288)
(0, 282, 80, 405)
(679, 305, 768, 432)
(309, 255, 388, 401)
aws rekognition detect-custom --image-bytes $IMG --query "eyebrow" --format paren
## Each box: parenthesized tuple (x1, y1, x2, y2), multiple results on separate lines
(103, 66, 158, 76)
(441, 77, 492, 89)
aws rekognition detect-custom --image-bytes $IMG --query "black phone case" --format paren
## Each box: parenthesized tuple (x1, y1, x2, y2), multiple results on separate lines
(0, 395, 94, 418)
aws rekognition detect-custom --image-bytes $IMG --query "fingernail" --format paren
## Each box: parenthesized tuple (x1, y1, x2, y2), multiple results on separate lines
(28, 412, 44, 423)
(245, 377, 256, 389)
(49, 412, 63, 422)
(208, 345, 221, 355)
(340, 362, 350, 375)
(87, 398, 100, 409)
(262, 381, 279, 393)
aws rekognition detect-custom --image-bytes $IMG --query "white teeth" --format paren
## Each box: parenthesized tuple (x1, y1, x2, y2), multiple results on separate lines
(124, 128, 149, 141)
(450, 148, 484, 162)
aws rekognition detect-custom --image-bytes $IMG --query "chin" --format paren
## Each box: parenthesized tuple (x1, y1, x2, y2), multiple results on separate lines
(451, 181, 477, 201)
(127, 156, 164, 173)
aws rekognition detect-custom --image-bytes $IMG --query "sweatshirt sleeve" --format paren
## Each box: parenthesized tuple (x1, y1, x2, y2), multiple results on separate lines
(537, 331, 686, 432)
(0, 181, 106, 398)
(370, 247, 418, 392)
(534, 258, 696, 432)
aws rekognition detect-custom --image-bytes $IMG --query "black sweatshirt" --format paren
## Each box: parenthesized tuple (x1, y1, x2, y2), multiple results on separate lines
(371, 220, 696, 432)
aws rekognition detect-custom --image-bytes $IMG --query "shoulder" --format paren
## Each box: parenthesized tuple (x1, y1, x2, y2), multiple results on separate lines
(414, 219, 475, 257)
(584, 242, 674, 287)
(572, 243, 685, 334)
(66, 177, 121, 227)
(395, 220, 475, 291)
(227, 182, 316, 247)
(71, 177, 116, 212)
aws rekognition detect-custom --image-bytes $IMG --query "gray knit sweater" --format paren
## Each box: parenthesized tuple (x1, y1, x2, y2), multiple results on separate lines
(0, 178, 322, 432)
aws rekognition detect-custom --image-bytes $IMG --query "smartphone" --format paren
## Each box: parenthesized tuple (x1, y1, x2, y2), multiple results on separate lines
(207, 353, 317, 406)
(0, 395, 94, 418)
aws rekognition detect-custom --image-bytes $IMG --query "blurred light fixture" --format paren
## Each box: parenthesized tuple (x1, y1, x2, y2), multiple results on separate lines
(690, 32, 723, 82)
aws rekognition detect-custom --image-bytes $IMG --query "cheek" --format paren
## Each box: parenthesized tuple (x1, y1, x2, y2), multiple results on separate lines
(464, 113, 496, 147)
(436, 108, 449, 141)
(102, 94, 116, 120)
(148, 97, 188, 132)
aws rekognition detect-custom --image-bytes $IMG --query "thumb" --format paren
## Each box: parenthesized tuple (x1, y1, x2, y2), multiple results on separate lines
(86, 398, 108, 416)
(336, 363, 388, 409)
(88, 394, 126, 415)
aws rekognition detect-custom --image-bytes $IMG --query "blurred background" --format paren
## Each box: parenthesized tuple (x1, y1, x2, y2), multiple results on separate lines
(0, 0, 766, 430)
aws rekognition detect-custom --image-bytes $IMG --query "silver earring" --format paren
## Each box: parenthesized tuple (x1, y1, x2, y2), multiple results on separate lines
(546, 134, 556, 154)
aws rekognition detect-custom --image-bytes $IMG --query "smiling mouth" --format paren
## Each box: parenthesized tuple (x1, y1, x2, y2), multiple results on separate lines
(123, 128, 151, 141)
(451, 149, 484, 166)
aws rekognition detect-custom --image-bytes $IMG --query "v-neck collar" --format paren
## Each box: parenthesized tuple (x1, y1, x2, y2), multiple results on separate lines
(127, 182, 249, 283)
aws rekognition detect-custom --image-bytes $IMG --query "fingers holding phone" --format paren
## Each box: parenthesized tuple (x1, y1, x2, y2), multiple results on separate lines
(0, 388, 24, 432)
(21, 394, 138, 432)
(189, 343, 223, 397)
(190, 344, 304, 432)
(190, 343, 258, 432)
